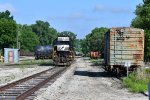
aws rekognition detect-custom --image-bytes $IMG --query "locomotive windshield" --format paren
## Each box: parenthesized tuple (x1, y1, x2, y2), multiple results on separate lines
(53, 37, 72, 46)
(53, 40, 70, 45)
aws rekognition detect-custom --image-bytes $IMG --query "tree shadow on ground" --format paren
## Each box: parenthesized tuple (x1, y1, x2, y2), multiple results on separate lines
(74, 70, 114, 77)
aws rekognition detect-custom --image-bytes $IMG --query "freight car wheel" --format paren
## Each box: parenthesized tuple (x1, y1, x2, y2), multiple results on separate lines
(104, 65, 108, 71)
(108, 66, 113, 72)
(115, 68, 120, 76)
(35, 56, 39, 60)
(112, 68, 116, 75)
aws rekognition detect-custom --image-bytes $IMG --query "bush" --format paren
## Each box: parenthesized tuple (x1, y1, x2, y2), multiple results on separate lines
(123, 68, 150, 93)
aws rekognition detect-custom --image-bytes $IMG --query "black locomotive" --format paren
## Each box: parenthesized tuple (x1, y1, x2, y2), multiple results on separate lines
(52, 36, 75, 66)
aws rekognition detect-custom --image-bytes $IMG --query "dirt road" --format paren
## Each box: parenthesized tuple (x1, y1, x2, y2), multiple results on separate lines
(35, 57, 148, 100)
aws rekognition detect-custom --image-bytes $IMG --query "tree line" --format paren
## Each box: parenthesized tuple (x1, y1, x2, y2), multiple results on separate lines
(81, 0, 150, 60)
(81, 27, 108, 57)
(1, 0, 150, 60)
(0, 10, 77, 53)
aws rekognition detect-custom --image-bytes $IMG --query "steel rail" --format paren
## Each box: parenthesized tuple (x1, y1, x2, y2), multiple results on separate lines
(0, 66, 68, 100)
(16, 67, 66, 100)
(0, 68, 54, 92)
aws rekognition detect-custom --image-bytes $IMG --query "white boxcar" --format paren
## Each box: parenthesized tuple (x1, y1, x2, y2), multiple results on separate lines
(104, 27, 144, 73)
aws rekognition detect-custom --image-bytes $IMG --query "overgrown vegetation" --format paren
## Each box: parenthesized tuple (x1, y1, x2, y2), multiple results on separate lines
(123, 68, 150, 93)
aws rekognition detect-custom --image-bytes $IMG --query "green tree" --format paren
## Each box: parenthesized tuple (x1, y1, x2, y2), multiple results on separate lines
(0, 10, 13, 20)
(0, 10, 17, 51)
(81, 27, 108, 56)
(19, 25, 40, 52)
(74, 39, 82, 52)
(31, 20, 57, 45)
(81, 39, 89, 55)
(48, 27, 58, 44)
(131, 0, 150, 60)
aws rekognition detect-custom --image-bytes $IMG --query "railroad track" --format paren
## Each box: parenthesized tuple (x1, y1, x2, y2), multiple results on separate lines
(0, 66, 67, 100)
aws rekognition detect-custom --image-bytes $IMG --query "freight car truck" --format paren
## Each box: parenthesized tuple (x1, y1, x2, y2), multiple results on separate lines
(104, 27, 144, 75)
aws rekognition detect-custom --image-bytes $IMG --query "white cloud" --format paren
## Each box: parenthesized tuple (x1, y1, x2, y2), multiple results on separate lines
(0, 3, 16, 13)
(94, 5, 132, 14)
(50, 12, 83, 20)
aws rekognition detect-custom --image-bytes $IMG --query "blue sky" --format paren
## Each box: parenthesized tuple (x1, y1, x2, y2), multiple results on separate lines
(0, 0, 143, 39)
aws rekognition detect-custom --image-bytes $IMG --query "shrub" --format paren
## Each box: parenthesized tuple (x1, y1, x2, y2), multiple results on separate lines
(123, 69, 150, 93)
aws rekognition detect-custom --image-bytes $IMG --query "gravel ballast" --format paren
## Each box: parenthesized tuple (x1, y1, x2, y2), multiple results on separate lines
(34, 58, 148, 100)
(0, 65, 52, 86)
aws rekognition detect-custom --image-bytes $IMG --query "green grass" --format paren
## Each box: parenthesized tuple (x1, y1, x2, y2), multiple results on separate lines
(19, 59, 52, 66)
(123, 68, 150, 93)
(21, 59, 45, 64)
(145, 68, 150, 73)
(90, 59, 104, 66)
(83, 57, 90, 60)
(2, 59, 53, 68)
(0, 59, 53, 68)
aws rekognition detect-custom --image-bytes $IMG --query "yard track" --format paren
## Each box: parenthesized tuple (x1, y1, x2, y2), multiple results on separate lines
(0, 66, 68, 100)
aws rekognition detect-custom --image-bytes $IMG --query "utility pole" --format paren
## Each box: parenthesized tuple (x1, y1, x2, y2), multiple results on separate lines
(17, 26, 19, 49)
(17, 26, 20, 49)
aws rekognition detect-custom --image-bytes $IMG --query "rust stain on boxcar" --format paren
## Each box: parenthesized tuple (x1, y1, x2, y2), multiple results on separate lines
(133, 54, 142, 59)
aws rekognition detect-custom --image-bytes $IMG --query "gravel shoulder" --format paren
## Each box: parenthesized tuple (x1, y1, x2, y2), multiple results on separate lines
(34, 57, 148, 100)
(0, 64, 52, 86)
